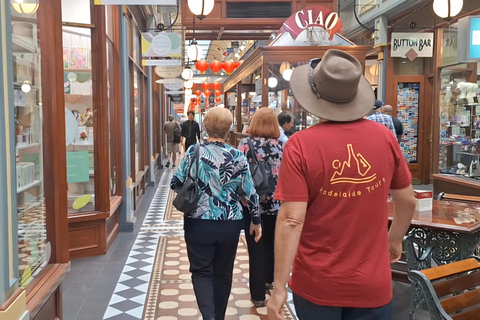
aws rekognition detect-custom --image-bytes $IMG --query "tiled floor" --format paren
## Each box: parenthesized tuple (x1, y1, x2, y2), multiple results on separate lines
(64, 168, 432, 320)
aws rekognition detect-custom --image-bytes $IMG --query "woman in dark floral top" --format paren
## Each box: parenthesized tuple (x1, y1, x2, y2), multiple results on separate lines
(238, 107, 284, 306)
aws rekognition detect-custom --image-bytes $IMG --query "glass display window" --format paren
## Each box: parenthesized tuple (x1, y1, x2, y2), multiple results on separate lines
(62, 26, 95, 214)
(437, 63, 480, 180)
(11, 6, 49, 289)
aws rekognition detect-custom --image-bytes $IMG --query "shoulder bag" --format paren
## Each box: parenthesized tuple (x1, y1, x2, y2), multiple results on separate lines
(246, 138, 276, 196)
(173, 144, 200, 214)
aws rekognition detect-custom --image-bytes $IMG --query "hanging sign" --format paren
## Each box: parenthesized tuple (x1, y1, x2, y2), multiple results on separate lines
(95, 0, 175, 4)
(162, 79, 184, 91)
(281, 6, 343, 41)
(143, 59, 181, 67)
(391, 33, 434, 59)
(141, 32, 182, 58)
(154, 63, 183, 79)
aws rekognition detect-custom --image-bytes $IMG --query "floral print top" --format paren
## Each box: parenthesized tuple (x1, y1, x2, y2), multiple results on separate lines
(171, 141, 260, 224)
(238, 137, 284, 215)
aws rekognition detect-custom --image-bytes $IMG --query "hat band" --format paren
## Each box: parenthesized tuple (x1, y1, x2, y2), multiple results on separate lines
(309, 66, 357, 104)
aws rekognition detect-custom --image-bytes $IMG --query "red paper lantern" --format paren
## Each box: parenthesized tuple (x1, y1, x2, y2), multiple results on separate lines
(234, 61, 241, 69)
(202, 82, 210, 90)
(191, 82, 196, 90)
(223, 61, 235, 74)
(196, 60, 208, 74)
(215, 90, 222, 97)
(212, 82, 221, 90)
(195, 90, 202, 97)
(216, 97, 222, 103)
(204, 90, 212, 97)
(210, 60, 223, 74)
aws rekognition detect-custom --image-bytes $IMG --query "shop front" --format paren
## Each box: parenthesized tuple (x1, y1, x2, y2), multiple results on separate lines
(222, 7, 370, 146)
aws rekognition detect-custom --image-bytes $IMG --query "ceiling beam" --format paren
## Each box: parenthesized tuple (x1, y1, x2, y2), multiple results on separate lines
(217, 27, 225, 40)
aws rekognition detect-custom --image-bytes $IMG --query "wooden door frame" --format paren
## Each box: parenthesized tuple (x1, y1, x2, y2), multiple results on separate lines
(393, 76, 426, 183)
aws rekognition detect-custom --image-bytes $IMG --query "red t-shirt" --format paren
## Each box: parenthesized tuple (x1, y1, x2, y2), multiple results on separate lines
(275, 119, 412, 308)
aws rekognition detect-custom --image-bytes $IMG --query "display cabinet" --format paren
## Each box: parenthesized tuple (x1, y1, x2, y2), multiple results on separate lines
(433, 62, 480, 197)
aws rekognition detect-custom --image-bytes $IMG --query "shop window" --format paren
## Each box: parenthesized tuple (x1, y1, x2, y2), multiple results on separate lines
(61, 0, 91, 24)
(134, 69, 142, 175)
(106, 40, 118, 196)
(437, 63, 480, 179)
(11, 6, 48, 289)
(442, 24, 459, 66)
(62, 26, 95, 214)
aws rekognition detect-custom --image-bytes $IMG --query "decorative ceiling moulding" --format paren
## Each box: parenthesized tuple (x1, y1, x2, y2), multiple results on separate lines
(181, 0, 338, 40)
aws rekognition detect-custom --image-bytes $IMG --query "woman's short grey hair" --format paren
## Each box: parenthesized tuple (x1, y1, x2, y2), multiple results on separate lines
(203, 107, 233, 139)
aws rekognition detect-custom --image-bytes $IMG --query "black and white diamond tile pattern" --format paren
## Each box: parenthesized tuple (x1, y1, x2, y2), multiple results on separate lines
(103, 231, 161, 319)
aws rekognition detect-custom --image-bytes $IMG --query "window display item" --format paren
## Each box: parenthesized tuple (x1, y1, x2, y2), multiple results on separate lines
(72, 194, 93, 210)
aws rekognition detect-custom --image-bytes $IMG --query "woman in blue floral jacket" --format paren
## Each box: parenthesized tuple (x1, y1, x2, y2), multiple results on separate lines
(238, 107, 284, 307)
(171, 107, 262, 320)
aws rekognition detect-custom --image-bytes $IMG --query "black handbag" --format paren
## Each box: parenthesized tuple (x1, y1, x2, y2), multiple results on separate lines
(174, 124, 181, 144)
(173, 144, 200, 214)
(246, 138, 276, 196)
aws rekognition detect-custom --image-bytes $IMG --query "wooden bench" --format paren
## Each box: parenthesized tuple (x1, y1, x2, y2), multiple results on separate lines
(408, 257, 480, 320)
(437, 193, 480, 203)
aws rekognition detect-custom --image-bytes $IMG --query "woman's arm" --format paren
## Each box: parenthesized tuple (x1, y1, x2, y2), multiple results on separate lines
(241, 164, 260, 225)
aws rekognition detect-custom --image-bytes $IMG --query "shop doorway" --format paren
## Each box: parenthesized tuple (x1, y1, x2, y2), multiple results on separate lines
(393, 76, 425, 183)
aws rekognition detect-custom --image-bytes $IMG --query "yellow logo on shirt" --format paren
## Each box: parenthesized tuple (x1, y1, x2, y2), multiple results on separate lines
(330, 144, 377, 185)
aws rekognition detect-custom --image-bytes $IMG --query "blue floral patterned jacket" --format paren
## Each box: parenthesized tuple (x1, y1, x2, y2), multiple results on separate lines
(171, 141, 260, 224)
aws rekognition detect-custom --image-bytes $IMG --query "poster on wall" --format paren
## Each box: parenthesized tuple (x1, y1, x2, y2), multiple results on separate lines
(397, 82, 420, 163)
(67, 151, 90, 183)
(141, 32, 182, 58)
(63, 48, 70, 69)
(70, 47, 88, 69)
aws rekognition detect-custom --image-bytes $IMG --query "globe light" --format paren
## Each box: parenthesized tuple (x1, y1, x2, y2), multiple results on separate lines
(21, 83, 31, 93)
(184, 80, 194, 89)
(187, 0, 215, 20)
(12, 0, 39, 14)
(433, 0, 463, 19)
(282, 69, 293, 81)
(187, 40, 203, 62)
(182, 67, 194, 80)
(268, 77, 278, 88)
(67, 72, 77, 82)
(185, 89, 193, 96)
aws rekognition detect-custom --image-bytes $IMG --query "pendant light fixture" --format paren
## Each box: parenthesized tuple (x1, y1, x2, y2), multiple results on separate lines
(12, 0, 39, 14)
(433, 0, 463, 19)
(187, 15, 202, 62)
(282, 69, 294, 81)
(182, 66, 194, 80)
(268, 77, 278, 88)
(187, 0, 215, 20)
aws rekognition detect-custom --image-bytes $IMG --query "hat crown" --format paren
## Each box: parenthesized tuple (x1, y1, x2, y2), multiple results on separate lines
(313, 50, 363, 103)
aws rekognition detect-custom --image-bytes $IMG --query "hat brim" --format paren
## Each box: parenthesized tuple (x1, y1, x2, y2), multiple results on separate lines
(289, 64, 375, 122)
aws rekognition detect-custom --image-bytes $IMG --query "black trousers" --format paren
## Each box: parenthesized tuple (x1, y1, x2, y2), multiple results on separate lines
(293, 293, 393, 320)
(244, 213, 277, 301)
(185, 229, 240, 320)
(185, 139, 196, 152)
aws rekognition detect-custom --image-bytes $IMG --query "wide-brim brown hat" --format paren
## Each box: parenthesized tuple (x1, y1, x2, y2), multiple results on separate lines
(290, 49, 374, 122)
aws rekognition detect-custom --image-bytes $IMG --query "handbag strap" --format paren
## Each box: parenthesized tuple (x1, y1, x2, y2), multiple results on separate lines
(188, 143, 200, 180)
(246, 137, 258, 164)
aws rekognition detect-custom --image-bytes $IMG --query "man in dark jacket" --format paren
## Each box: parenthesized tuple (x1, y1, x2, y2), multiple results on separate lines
(383, 105, 404, 142)
(181, 111, 201, 152)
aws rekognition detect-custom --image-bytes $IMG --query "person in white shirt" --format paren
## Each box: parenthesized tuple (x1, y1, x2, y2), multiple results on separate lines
(277, 112, 294, 145)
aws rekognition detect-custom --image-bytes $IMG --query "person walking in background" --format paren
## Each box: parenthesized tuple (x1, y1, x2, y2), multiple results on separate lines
(164, 115, 180, 168)
(367, 100, 397, 137)
(383, 105, 404, 142)
(181, 110, 201, 152)
(267, 49, 415, 320)
(277, 112, 294, 145)
(238, 108, 284, 307)
(171, 107, 262, 320)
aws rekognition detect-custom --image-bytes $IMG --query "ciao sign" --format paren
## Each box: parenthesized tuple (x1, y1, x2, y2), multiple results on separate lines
(391, 33, 434, 58)
(281, 6, 343, 41)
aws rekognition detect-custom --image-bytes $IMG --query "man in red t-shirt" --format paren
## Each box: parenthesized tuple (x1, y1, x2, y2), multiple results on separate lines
(267, 50, 415, 320)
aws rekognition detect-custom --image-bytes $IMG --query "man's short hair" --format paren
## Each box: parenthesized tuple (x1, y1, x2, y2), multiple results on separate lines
(187, 111, 195, 117)
(169, 115, 174, 121)
(278, 112, 292, 126)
